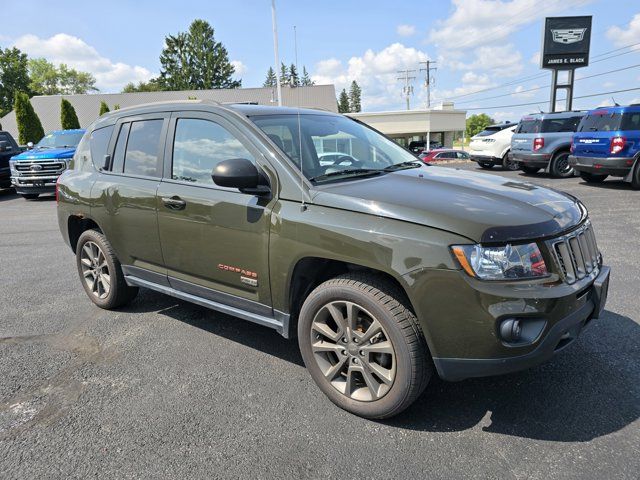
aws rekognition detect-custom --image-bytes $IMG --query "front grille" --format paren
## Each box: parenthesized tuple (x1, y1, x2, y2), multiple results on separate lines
(550, 222, 599, 284)
(14, 161, 66, 176)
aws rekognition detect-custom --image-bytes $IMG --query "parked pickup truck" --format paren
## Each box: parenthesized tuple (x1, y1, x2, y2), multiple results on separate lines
(511, 111, 585, 178)
(0, 130, 21, 189)
(10, 129, 85, 199)
(57, 101, 610, 419)
(569, 105, 640, 189)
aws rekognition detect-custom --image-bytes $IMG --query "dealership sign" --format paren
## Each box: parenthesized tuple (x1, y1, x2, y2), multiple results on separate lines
(541, 16, 592, 69)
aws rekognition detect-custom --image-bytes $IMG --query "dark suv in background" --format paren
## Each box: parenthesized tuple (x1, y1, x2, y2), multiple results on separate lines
(511, 111, 585, 178)
(57, 101, 610, 419)
(569, 105, 640, 189)
(0, 130, 21, 189)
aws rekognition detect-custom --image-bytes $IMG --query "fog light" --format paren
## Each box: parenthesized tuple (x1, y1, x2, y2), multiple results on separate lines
(500, 319, 522, 342)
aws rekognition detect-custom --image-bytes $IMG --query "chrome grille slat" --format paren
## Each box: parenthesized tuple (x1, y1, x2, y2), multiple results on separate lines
(15, 161, 65, 173)
(550, 222, 600, 285)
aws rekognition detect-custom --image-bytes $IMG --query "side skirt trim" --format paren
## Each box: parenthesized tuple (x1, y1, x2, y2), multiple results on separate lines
(124, 275, 291, 338)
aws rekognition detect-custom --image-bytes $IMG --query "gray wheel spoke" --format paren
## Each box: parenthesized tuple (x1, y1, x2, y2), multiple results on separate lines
(81, 257, 92, 267)
(359, 363, 381, 399)
(325, 303, 348, 334)
(312, 322, 341, 342)
(345, 302, 359, 331)
(100, 273, 111, 290)
(344, 366, 355, 396)
(312, 341, 344, 354)
(360, 340, 394, 355)
(359, 319, 383, 344)
(366, 361, 394, 386)
(82, 244, 93, 261)
(324, 356, 348, 381)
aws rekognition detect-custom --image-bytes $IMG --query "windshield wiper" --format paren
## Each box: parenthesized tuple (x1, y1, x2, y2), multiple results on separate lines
(309, 168, 383, 183)
(382, 161, 423, 171)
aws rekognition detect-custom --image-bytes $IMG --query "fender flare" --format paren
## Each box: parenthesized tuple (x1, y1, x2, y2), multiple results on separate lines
(545, 145, 572, 173)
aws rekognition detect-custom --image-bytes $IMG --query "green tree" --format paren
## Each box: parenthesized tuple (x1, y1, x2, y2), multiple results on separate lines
(14, 92, 44, 144)
(300, 66, 314, 86)
(113, 104, 120, 110)
(263, 66, 277, 87)
(60, 98, 80, 130)
(465, 113, 494, 138)
(289, 63, 299, 86)
(121, 79, 163, 93)
(28, 58, 97, 95)
(159, 19, 241, 90)
(348, 80, 362, 113)
(279, 63, 289, 87)
(0, 47, 30, 117)
(99, 101, 110, 116)
(337, 89, 350, 113)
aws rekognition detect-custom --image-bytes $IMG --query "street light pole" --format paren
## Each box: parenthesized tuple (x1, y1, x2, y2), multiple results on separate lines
(271, 0, 283, 106)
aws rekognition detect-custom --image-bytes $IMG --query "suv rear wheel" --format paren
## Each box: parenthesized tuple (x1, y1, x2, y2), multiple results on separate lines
(76, 229, 138, 309)
(579, 172, 608, 184)
(502, 152, 519, 171)
(298, 273, 432, 419)
(550, 151, 574, 178)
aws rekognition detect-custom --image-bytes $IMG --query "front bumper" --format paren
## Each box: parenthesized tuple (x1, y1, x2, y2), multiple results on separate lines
(11, 174, 59, 194)
(569, 155, 634, 176)
(512, 151, 552, 167)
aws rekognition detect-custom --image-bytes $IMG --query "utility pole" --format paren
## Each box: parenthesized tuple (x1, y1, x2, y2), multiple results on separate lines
(397, 69, 416, 110)
(271, 0, 283, 106)
(419, 60, 437, 108)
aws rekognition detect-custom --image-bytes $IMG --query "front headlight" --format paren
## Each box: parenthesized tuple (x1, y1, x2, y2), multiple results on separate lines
(451, 243, 548, 280)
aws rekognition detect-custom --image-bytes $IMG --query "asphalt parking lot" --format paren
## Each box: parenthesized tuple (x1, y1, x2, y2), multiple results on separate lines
(1, 163, 638, 479)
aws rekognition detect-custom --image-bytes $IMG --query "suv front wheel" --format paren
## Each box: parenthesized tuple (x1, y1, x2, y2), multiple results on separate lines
(298, 273, 432, 419)
(76, 229, 138, 309)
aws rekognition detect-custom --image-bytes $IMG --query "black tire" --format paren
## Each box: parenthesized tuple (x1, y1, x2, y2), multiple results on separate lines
(631, 161, 640, 190)
(549, 151, 574, 178)
(502, 152, 518, 171)
(579, 172, 608, 184)
(76, 229, 138, 309)
(521, 165, 540, 174)
(21, 193, 39, 200)
(298, 273, 432, 419)
(478, 162, 493, 170)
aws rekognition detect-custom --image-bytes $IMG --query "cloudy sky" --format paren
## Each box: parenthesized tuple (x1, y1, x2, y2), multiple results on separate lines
(2, 0, 639, 121)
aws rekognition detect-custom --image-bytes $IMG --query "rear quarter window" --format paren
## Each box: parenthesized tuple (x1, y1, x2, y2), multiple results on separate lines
(621, 113, 640, 130)
(90, 126, 115, 170)
(516, 119, 540, 134)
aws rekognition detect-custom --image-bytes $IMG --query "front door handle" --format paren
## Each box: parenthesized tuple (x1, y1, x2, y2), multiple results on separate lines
(162, 196, 186, 210)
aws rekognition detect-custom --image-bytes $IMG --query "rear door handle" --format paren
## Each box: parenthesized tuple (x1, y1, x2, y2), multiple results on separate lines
(162, 196, 186, 210)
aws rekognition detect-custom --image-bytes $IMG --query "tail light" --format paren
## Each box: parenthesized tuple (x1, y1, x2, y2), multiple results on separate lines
(610, 136, 626, 155)
(533, 137, 544, 152)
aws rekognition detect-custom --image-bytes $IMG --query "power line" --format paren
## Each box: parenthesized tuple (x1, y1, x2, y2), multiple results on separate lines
(463, 86, 640, 111)
(454, 63, 640, 105)
(435, 41, 640, 103)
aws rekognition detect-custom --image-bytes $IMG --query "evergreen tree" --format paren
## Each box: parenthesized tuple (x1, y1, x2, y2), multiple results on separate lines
(348, 80, 362, 113)
(60, 99, 81, 130)
(159, 19, 241, 90)
(279, 63, 290, 87)
(301, 66, 314, 86)
(113, 104, 120, 110)
(337, 89, 350, 114)
(263, 67, 277, 87)
(14, 92, 44, 144)
(0, 47, 30, 117)
(99, 101, 110, 116)
(289, 63, 299, 87)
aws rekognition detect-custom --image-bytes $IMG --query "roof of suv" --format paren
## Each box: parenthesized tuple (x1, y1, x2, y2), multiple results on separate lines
(520, 111, 586, 121)
(585, 104, 640, 115)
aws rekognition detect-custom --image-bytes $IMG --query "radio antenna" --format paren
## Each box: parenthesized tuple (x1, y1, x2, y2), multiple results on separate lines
(294, 25, 306, 212)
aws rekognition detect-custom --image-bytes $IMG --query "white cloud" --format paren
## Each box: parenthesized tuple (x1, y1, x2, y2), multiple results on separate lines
(606, 14, 640, 48)
(512, 84, 538, 98)
(434, 71, 495, 100)
(460, 44, 523, 77)
(428, 0, 594, 51)
(602, 81, 615, 88)
(312, 43, 429, 110)
(13, 33, 153, 92)
(231, 60, 247, 77)
(397, 24, 416, 37)
(530, 52, 541, 65)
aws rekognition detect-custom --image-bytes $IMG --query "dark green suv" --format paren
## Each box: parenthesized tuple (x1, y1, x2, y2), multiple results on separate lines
(57, 101, 610, 419)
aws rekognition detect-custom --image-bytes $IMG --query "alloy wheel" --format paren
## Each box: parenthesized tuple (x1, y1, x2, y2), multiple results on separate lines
(310, 300, 396, 402)
(80, 241, 111, 299)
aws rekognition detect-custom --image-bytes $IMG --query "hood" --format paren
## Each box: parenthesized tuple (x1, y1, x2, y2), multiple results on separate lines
(12, 146, 76, 161)
(311, 166, 585, 244)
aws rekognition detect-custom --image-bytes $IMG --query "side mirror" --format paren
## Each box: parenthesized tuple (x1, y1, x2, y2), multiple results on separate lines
(27, 142, 34, 149)
(212, 158, 270, 195)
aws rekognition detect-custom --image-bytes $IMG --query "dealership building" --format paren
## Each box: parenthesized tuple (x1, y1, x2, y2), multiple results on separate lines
(0, 86, 466, 149)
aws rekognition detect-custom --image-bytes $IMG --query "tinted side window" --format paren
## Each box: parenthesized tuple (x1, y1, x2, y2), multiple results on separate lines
(517, 120, 541, 134)
(621, 113, 640, 130)
(124, 120, 164, 177)
(111, 123, 130, 173)
(90, 126, 115, 169)
(0, 132, 10, 144)
(172, 118, 255, 185)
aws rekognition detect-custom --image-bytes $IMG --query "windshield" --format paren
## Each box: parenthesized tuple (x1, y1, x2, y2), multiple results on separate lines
(36, 131, 84, 149)
(250, 114, 420, 183)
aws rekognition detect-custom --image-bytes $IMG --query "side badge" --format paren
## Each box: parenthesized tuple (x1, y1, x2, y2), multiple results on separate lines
(241, 276, 258, 287)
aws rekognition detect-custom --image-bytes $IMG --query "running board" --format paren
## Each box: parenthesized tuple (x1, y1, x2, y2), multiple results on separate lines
(124, 275, 290, 338)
